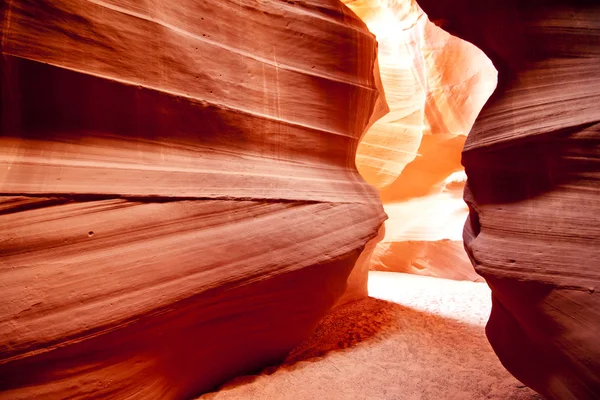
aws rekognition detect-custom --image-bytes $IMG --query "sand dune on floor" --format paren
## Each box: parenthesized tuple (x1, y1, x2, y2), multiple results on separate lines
(200, 272, 539, 400)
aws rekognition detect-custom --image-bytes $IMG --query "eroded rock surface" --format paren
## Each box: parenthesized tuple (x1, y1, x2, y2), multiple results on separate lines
(0, 1, 386, 398)
(343, 0, 496, 280)
(418, 0, 600, 397)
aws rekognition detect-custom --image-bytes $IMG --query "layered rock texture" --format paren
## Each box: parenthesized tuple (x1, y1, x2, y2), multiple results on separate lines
(0, 1, 386, 398)
(343, 0, 497, 280)
(417, 0, 600, 398)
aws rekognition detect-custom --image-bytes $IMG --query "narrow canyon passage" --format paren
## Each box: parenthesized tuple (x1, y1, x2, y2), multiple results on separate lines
(345, 0, 497, 281)
(1, 0, 598, 398)
(198, 1, 533, 398)
(204, 0, 600, 398)
(200, 272, 539, 400)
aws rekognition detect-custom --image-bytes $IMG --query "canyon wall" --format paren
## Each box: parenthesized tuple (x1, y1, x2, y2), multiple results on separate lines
(343, 0, 497, 281)
(417, 0, 600, 398)
(0, 1, 386, 398)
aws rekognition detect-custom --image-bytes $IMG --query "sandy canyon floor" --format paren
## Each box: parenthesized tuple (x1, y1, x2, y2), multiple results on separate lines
(201, 272, 541, 400)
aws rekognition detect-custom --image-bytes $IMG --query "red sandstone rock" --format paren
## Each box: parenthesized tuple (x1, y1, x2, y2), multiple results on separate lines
(418, 0, 600, 397)
(0, 1, 386, 398)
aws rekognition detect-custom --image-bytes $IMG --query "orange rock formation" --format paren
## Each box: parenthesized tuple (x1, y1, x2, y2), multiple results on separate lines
(344, 0, 497, 280)
(0, 1, 386, 397)
(3, 0, 599, 398)
(418, 0, 600, 397)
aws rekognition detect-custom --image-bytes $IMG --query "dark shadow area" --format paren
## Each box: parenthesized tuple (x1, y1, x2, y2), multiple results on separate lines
(464, 122, 600, 205)
(487, 277, 600, 400)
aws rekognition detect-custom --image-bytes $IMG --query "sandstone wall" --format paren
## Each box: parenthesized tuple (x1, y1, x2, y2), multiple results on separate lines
(418, 0, 600, 397)
(0, 1, 386, 397)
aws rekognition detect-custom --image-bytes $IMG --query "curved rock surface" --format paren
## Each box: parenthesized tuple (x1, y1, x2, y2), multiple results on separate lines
(343, 0, 496, 280)
(0, 1, 386, 398)
(418, 0, 600, 397)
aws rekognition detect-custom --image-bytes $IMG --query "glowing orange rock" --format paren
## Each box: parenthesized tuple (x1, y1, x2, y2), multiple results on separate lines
(0, 1, 386, 398)
(344, 0, 497, 280)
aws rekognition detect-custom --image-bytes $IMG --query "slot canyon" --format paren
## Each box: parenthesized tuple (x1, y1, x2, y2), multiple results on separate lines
(0, 0, 598, 399)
